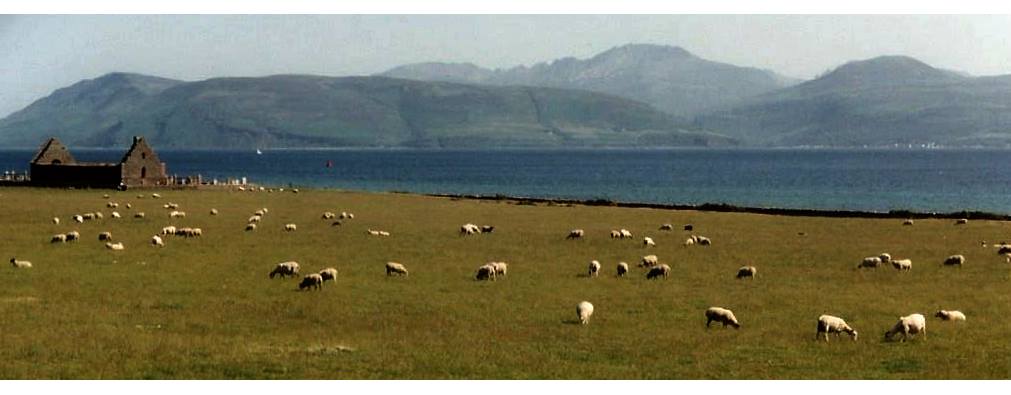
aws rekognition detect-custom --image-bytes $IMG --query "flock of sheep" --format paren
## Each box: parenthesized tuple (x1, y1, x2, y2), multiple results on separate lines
(10, 190, 994, 345)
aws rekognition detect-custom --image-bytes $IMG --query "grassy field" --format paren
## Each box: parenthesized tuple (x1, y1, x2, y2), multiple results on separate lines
(1, 186, 1011, 379)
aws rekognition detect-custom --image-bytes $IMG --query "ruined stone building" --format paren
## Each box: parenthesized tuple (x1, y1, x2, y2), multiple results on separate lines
(30, 136, 168, 188)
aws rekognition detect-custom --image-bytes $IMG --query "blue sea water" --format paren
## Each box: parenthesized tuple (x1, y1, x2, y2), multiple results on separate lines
(3, 148, 1010, 214)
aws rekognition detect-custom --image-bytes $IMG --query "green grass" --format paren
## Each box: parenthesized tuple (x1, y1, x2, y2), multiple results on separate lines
(2, 187, 1011, 379)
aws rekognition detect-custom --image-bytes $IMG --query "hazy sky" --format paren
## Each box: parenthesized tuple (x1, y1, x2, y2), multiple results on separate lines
(2, 14, 1011, 117)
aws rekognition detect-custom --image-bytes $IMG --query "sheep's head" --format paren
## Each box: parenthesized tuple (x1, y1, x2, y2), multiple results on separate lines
(847, 328, 859, 341)
(730, 321, 741, 329)
(934, 310, 947, 319)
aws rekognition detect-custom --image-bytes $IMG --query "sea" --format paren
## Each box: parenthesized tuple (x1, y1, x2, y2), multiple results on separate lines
(3, 148, 1010, 214)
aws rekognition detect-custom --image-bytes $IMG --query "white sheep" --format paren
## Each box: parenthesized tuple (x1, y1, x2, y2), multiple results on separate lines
(151, 193, 161, 199)
(169, 210, 186, 218)
(588, 260, 601, 277)
(386, 262, 409, 277)
(151, 235, 164, 247)
(245, 223, 257, 231)
(577, 301, 594, 325)
(955, 218, 968, 225)
(705, 307, 741, 329)
(161, 226, 177, 235)
(891, 259, 912, 271)
(111, 211, 121, 219)
(52, 217, 60, 225)
(934, 310, 966, 322)
(696, 236, 712, 246)
(269, 261, 301, 279)
(879, 253, 892, 264)
(248, 215, 262, 223)
(736, 266, 757, 279)
(616, 262, 629, 277)
(50, 234, 67, 243)
(73, 215, 84, 223)
(903, 219, 914, 226)
(489, 262, 508, 277)
(659, 224, 674, 231)
(107, 202, 119, 208)
(319, 267, 338, 282)
(9, 257, 32, 268)
(134, 212, 145, 219)
(619, 229, 633, 239)
(942, 255, 965, 267)
(98, 232, 113, 241)
(94, 212, 103, 220)
(639, 254, 659, 268)
(643, 237, 656, 247)
(858, 256, 882, 269)
(65, 231, 80, 242)
(284, 223, 297, 232)
(475, 264, 497, 281)
(105, 242, 124, 251)
(567, 229, 584, 239)
(610, 230, 621, 238)
(460, 223, 481, 235)
(646, 264, 671, 280)
(684, 237, 695, 246)
(299, 273, 324, 291)
(816, 315, 858, 342)
(210, 208, 219, 215)
(322, 212, 336, 220)
(884, 313, 926, 342)
(126, 203, 132, 209)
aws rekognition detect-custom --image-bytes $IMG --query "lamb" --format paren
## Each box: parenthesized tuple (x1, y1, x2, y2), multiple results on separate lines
(891, 259, 913, 271)
(588, 260, 601, 277)
(566, 229, 584, 239)
(65, 231, 80, 242)
(134, 212, 145, 219)
(576, 301, 594, 325)
(299, 273, 324, 291)
(284, 223, 297, 232)
(646, 264, 671, 280)
(52, 217, 60, 225)
(736, 266, 757, 279)
(322, 212, 336, 220)
(858, 256, 883, 269)
(10, 257, 32, 268)
(269, 261, 301, 279)
(169, 210, 186, 218)
(105, 242, 124, 251)
(884, 313, 926, 342)
(245, 223, 257, 231)
(460, 223, 481, 235)
(639, 254, 659, 268)
(151, 235, 164, 247)
(385, 262, 409, 277)
(942, 254, 965, 266)
(319, 267, 338, 282)
(643, 237, 656, 247)
(111, 211, 121, 219)
(489, 262, 508, 277)
(934, 310, 966, 321)
(616, 262, 629, 277)
(659, 224, 674, 231)
(475, 264, 497, 281)
(816, 315, 858, 342)
(98, 232, 113, 241)
(50, 234, 67, 243)
(705, 307, 741, 329)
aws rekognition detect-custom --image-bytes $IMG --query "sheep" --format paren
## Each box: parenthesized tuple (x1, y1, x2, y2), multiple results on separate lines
(385, 262, 409, 277)
(151, 193, 161, 199)
(254, 209, 266, 217)
(94, 212, 103, 220)
(903, 219, 914, 226)
(331, 220, 343, 227)
(339, 211, 354, 219)
(643, 237, 656, 247)
(736, 266, 757, 279)
(98, 231, 113, 241)
(299, 273, 324, 291)
(616, 262, 629, 277)
(646, 264, 671, 280)
(955, 218, 968, 225)
(884, 313, 927, 342)
(292, 188, 299, 194)
(106, 202, 119, 208)
(934, 310, 966, 321)
(50, 234, 67, 243)
(151, 235, 164, 247)
(576, 301, 594, 325)
(460, 223, 481, 235)
(480, 225, 495, 234)
(137, 194, 145, 199)
(684, 224, 694, 231)
(696, 236, 712, 246)
(284, 223, 297, 232)
(169, 210, 186, 218)
(322, 212, 336, 220)
(942, 254, 965, 267)
(9, 257, 32, 268)
(588, 260, 601, 277)
(190, 228, 203, 237)
(999, 245, 1011, 255)
(210, 208, 218, 215)
(125, 203, 132, 209)
(269, 261, 301, 279)
(610, 230, 621, 238)
(858, 256, 882, 269)
(489, 261, 508, 277)
(161, 226, 177, 235)
(566, 229, 584, 239)
(816, 315, 858, 342)
(73, 215, 84, 223)
(475, 264, 497, 281)
(639, 254, 659, 268)
(111, 211, 121, 219)
(367, 229, 390, 236)
(705, 307, 741, 329)
(248, 215, 262, 223)
(659, 224, 674, 231)
(879, 253, 892, 264)
(134, 212, 145, 219)
(52, 217, 60, 225)
(105, 242, 124, 251)
(684, 237, 695, 247)
(166, 203, 180, 210)
(319, 267, 338, 282)
(245, 223, 257, 231)
(65, 231, 80, 242)
(82, 213, 95, 221)
(891, 259, 912, 271)
(619, 229, 633, 239)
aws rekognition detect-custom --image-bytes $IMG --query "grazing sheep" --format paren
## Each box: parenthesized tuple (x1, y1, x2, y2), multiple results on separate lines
(151, 235, 164, 247)
(475, 264, 497, 281)
(481, 225, 495, 233)
(588, 260, 601, 277)
(643, 237, 656, 247)
(566, 229, 584, 239)
(126, 203, 131, 209)
(322, 212, 336, 220)
(659, 224, 674, 231)
(577, 301, 594, 325)
(934, 310, 966, 321)
(161, 226, 177, 235)
(884, 313, 927, 342)
(736, 266, 757, 279)
(210, 208, 218, 215)
(292, 188, 299, 194)
(858, 256, 883, 269)
(684, 237, 695, 247)
(610, 230, 621, 238)
(955, 218, 968, 225)
(646, 264, 671, 280)
(903, 219, 914, 226)
(82, 213, 95, 221)
(367, 229, 390, 236)
(284, 223, 297, 232)
(98, 232, 113, 241)
(697, 236, 712, 246)
(299, 273, 324, 291)
(816, 315, 858, 342)
(616, 262, 629, 277)
(385, 262, 409, 277)
(107, 202, 118, 208)
(879, 253, 892, 264)
(134, 212, 146, 219)
(50, 234, 67, 243)
(640, 254, 659, 268)
(65, 231, 80, 242)
(339, 211, 354, 219)
(111, 211, 121, 219)
(269, 261, 301, 279)
(248, 215, 262, 223)
(52, 217, 60, 225)
(891, 259, 913, 271)
(999, 245, 1011, 255)
(245, 223, 257, 231)
(254, 209, 266, 217)
(460, 223, 481, 235)
(619, 229, 633, 239)
(151, 193, 161, 199)
(331, 220, 343, 227)
(105, 242, 124, 251)
(169, 210, 186, 218)
(489, 262, 508, 277)
(684, 224, 694, 231)
(705, 307, 741, 329)
(73, 215, 84, 223)
(319, 268, 338, 282)
(9, 257, 32, 268)
(942, 254, 965, 267)
(94, 212, 103, 220)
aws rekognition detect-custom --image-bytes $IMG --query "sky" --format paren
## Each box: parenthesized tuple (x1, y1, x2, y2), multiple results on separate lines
(2, 14, 1011, 117)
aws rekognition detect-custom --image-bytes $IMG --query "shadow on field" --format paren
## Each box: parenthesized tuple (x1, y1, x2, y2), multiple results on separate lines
(560, 319, 584, 325)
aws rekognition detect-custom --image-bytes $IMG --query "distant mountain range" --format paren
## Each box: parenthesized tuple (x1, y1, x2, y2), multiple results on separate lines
(380, 44, 800, 117)
(0, 72, 733, 149)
